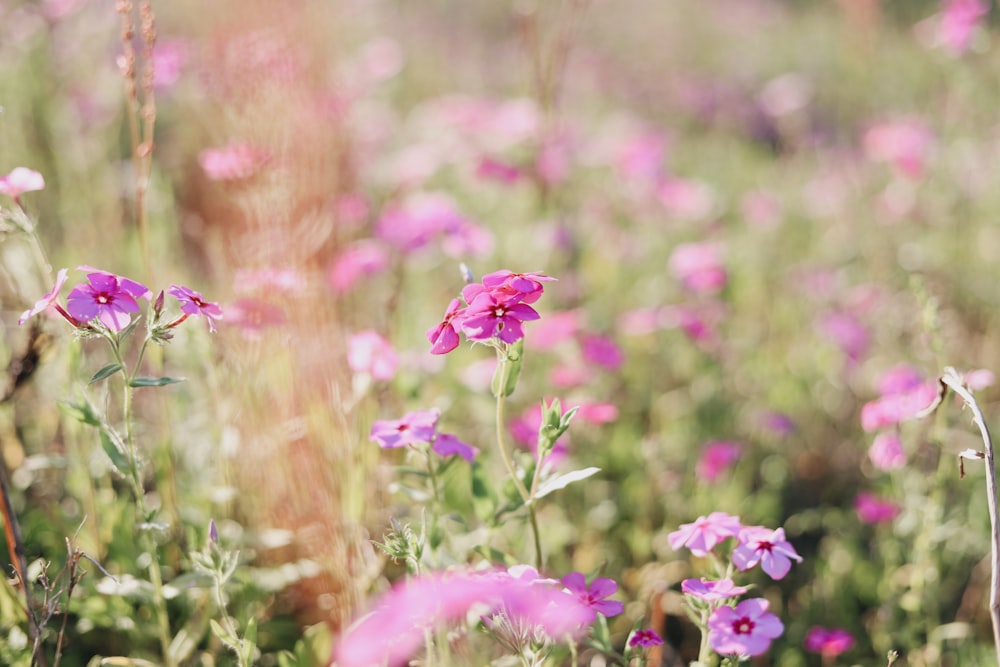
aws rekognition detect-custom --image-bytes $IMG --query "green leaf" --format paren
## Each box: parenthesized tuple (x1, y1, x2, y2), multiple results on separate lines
(535, 467, 601, 500)
(472, 544, 514, 566)
(59, 399, 101, 426)
(89, 363, 124, 385)
(129, 376, 185, 387)
(471, 462, 497, 524)
(241, 616, 258, 665)
(99, 430, 131, 476)
(209, 619, 238, 649)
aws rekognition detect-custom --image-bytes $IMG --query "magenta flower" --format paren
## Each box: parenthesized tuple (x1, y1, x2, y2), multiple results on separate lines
(369, 409, 441, 449)
(861, 381, 938, 432)
(869, 432, 906, 471)
(804, 626, 856, 657)
(347, 331, 398, 381)
(696, 441, 742, 483)
(939, 0, 988, 56)
(681, 578, 750, 603)
(461, 291, 540, 344)
(708, 598, 784, 657)
(327, 241, 389, 293)
(855, 492, 900, 524)
(561, 572, 624, 620)
(426, 298, 465, 355)
(580, 333, 624, 370)
(668, 242, 726, 294)
(0, 167, 45, 200)
(18, 268, 70, 326)
(430, 433, 478, 462)
(168, 284, 223, 332)
(66, 269, 151, 332)
(629, 628, 665, 648)
(732, 526, 802, 580)
(480, 270, 556, 305)
(668, 512, 743, 557)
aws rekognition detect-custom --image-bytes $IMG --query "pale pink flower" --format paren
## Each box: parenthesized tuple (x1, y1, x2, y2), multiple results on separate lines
(334, 194, 370, 229)
(575, 401, 619, 425)
(965, 368, 995, 390)
(528, 310, 583, 350)
(855, 492, 900, 524)
(804, 626, 855, 657)
(348, 331, 398, 381)
(223, 298, 285, 339)
(328, 241, 389, 293)
(939, 0, 989, 56)
(864, 117, 934, 180)
(198, 142, 270, 180)
(369, 409, 440, 449)
(668, 512, 743, 557)
(430, 433, 478, 462)
(19, 268, 69, 325)
(669, 242, 727, 295)
(708, 598, 784, 657)
(476, 156, 521, 183)
(617, 307, 664, 336)
(657, 177, 715, 220)
(878, 364, 925, 396)
(615, 131, 666, 183)
(861, 381, 938, 432)
(0, 167, 45, 199)
(818, 311, 869, 364)
(869, 432, 906, 471)
(696, 441, 742, 483)
(151, 39, 186, 90)
(375, 192, 462, 252)
(232, 267, 306, 295)
(741, 190, 782, 230)
(732, 526, 802, 580)
(549, 364, 594, 389)
(681, 578, 749, 602)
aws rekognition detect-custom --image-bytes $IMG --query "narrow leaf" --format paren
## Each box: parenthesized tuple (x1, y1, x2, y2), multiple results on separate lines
(59, 399, 101, 426)
(99, 430, 131, 476)
(535, 467, 601, 500)
(129, 376, 185, 388)
(89, 363, 123, 385)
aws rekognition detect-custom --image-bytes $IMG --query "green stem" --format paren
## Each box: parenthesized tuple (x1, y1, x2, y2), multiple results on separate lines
(697, 608, 712, 665)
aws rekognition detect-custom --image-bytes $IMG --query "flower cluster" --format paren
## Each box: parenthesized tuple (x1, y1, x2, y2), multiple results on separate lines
(369, 408, 478, 462)
(669, 512, 803, 659)
(426, 270, 555, 354)
(19, 266, 222, 334)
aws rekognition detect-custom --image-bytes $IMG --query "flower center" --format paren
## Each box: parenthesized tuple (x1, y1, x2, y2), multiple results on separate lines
(492, 306, 506, 318)
(756, 540, 774, 552)
(96, 292, 112, 305)
(733, 617, 755, 635)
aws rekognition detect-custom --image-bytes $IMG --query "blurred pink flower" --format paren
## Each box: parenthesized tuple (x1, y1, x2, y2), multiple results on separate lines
(549, 364, 594, 389)
(430, 433, 478, 462)
(855, 492, 900, 524)
(151, 39, 186, 90)
(616, 131, 666, 183)
(232, 267, 305, 295)
(760, 411, 796, 436)
(348, 331, 398, 381)
(67, 268, 151, 332)
(804, 626, 856, 657)
(529, 310, 583, 350)
(441, 219, 493, 258)
(818, 311, 869, 364)
(561, 572, 624, 619)
(328, 241, 389, 293)
(334, 193, 370, 228)
(223, 298, 285, 339)
(696, 441, 742, 483)
(198, 142, 270, 180)
(864, 117, 934, 180)
(861, 381, 938, 432)
(629, 628, 664, 648)
(741, 190, 783, 229)
(511, 403, 569, 465)
(19, 268, 69, 326)
(681, 578, 749, 602)
(657, 177, 715, 220)
(575, 401, 619, 425)
(869, 432, 906, 471)
(618, 307, 664, 336)
(877, 364, 925, 396)
(476, 156, 522, 183)
(668, 512, 743, 557)
(939, 0, 989, 56)
(0, 167, 45, 199)
(965, 368, 995, 390)
(708, 598, 784, 657)
(375, 192, 463, 252)
(369, 408, 440, 449)
(668, 242, 727, 294)
(732, 526, 802, 580)
(580, 333, 624, 370)
(168, 284, 223, 333)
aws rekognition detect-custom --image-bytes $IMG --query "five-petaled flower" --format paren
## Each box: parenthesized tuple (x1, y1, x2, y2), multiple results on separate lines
(668, 512, 743, 557)
(461, 291, 540, 344)
(426, 298, 465, 355)
(0, 167, 45, 200)
(561, 572, 624, 621)
(168, 284, 223, 332)
(804, 626, 856, 657)
(369, 409, 441, 450)
(732, 526, 802, 580)
(18, 268, 71, 326)
(708, 597, 784, 657)
(629, 628, 664, 648)
(67, 268, 151, 332)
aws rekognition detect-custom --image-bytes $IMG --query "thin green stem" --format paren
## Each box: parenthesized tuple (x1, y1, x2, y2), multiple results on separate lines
(697, 608, 712, 665)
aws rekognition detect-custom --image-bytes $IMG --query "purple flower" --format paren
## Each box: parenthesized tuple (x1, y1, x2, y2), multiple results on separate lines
(561, 572, 624, 620)
(869, 432, 906, 471)
(19, 268, 70, 326)
(427, 298, 465, 355)
(168, 284, 223, 332)
(696, 441, 742, 483)
(668, 512, 743, 557)
(461, 291, 540, 344)
(855, 492, 900, 524)
(430, 433, 478, 462)
(804, 626, 855, 657)
(681, 578, 749, 602)
(480, 270, 556, 305)
(629, 628, 664, 648)
(732, 526, 802, 580)
(369, 409, 440, 449)
(66, 268, 151, 331)
(708, 598, 784, 657)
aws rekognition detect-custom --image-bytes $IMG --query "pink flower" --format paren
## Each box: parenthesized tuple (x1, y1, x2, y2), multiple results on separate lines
(430, 433, 478, 462)
(575, 401, 619, 425)
(167, 285, 223, 332)
(561, 572, 624, 620)
(696, 441, 742, 483)
(232, 267, 305, 295)
(855, 492, 900, 524)
(861, 381, 938, 432)
(528, 310, 583, 350)
(657, 177, 715, 220)
(818, 311, 869, 364)
(708, 598, 784, 657)
(878, 364, 925, 396)
(198, 142, 269, 181)
(480, 270, 556, 305)
(427, 298, 465, 355)
(348, 331, 398, 381)
(965, 368, 996, 390)
(580, 333, 624, 370)
(461, 291, 540, 344)
(375, 192, 462, 252)
(615, 131, 666, 183)
(804, 626, 856, 657)
(668, 242, 726, 294)
(151, 39, 186, 90)
(0, 167, 45, 199)
(869, 432, 906, 471)
(681, 578, 750, 602)
(732, 526, 803, 580)
(668, 512, 743, 557)
(369, 409, 440, 449)
(939, 0, 988, 56)
(66, 268, 151, 332)
(629, 628, 664, 648)
(18, 268, 69, 325)
(223, 298, 285, 339)
(864, 117, 934, 180)
(476, 156, 521, 183)
(328, 241, 388, 293)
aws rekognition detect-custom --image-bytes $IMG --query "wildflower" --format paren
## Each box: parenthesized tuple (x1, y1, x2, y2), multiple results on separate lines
(629, 628, 665, 648)
(575, 401, 619, 425)
(480, 269, 556, 305)
(223, 298, 285, 340)
(18, 268, 70, 325)
(476, 156, 521, 183)
(668, 512, 743, 557)
(860, 380, 938, 432)
(375, 192, 461, 252)
(668, 242, 726, 294)
(327, 241, 389, 293)
(804, 626, 856, 657)
(818, 311, 869, 365)
(681, 578, 750, 603)
(696, 441, 742, 483)
(561, 572, 624, 619)
(167, 284, 223, 332)
(66, 268, 151, 332)
(855, 492, 900, 524)
(430, 433, 478, 462)
(461, 291, 540, 344)
(939, 0, 988, 56)
(708, 598, 784, 657)
(869, 432, 906, 471)
(369, 409, 440, 450)
(863, 117, 933, 180)
(657, 177, 715, 221)
(0, 167, 45, 200)
(198, 142, 269, 181)
(529, 309, 583, 350)
(426, 298, 465, 355)
(580, 333, 624, 370)
(732, 526, 802, 580)
(347, 331, 398, 381)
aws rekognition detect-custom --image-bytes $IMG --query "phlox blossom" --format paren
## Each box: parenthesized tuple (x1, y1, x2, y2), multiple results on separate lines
(328, 241, 388, 293)
(681, 578, 749, 602)
(429, 433, 478, 462)
(668, 512, 743, 557)
(347, 331, 398, 381)
(198, 142, 270, 181)
(629, 628, 664, 648)
(732, 526, 802, 580)
(696, 441, 742, 483)
(863, 117, 933, 180)
(939, 0, 989, 56)
(861, 380, 938, 432)
(580, 333, 624, 370)
(855, 492, 900, 524)
(668, 242, 726, 294)
(0, 167, 45, 199)
(561, 572, 624, 620)
(369, 409, 440, 449)
(708, 598, 784, 657)
(869, 432, 906, 471)
(168, 284, 223, 332)
(804, 626, 855, 657)
(426, 298, 464, 355)
(480, 269, 556, 305)
(19, 268, 69, 325)
(67, 268, 151, 332)
(461, 291, 540, 344)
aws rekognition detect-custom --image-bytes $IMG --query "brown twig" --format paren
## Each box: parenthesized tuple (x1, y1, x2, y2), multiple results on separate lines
(940, 367, 1000, 665)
